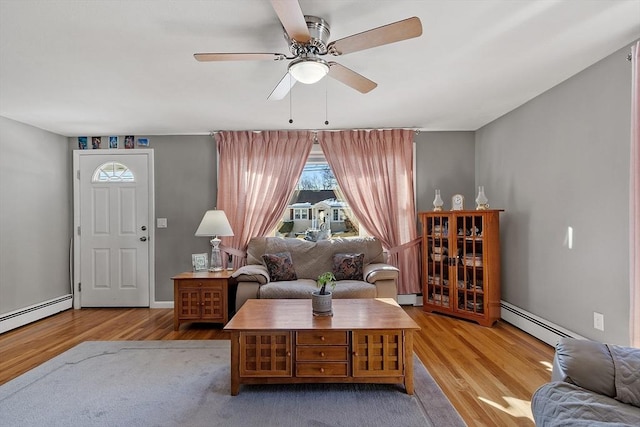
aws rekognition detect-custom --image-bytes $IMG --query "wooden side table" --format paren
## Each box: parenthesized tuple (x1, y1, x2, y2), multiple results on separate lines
(172, 270, 235, 331)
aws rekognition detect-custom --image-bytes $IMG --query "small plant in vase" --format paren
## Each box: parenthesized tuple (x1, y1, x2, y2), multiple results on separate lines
(313, 272, 336, 316)
(316, 271, 336, 295)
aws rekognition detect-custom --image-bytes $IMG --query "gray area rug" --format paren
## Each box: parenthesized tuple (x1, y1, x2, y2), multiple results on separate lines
(0, 340, 466, 427)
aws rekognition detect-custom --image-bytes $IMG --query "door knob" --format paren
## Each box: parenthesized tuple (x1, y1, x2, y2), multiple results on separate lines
(140, 236, 147, 242)
(141, 226, 147, 231)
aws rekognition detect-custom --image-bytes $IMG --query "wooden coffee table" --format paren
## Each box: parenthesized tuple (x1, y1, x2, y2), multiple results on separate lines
(223, 298, 420, 395)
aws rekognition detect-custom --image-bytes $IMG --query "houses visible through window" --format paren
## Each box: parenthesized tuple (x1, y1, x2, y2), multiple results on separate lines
(92, 162, 135, 183)
(278, 145, 360, 240)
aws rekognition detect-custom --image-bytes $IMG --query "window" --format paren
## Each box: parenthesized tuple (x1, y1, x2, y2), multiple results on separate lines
(332, 208, 346, 222)
(92, 162, 134, 182)
(277, 144, 363, 238)
(291, 207, 309, 220)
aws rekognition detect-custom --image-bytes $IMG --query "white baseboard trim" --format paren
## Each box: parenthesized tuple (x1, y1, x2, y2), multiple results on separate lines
(500, 300, 585, 346)
(0, 294, 73, 334)
(151, 301, 174, 309)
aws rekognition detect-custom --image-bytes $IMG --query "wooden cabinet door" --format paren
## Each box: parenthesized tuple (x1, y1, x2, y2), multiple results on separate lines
(452, 212, 486, 317)
(421, 212, 453, 310)
(200, 285, 225, 321)
(452, 211, 501, 324)
(239, 332, 292, 377)
(176, 287, 201, 320)
(352, 330, 404, 377)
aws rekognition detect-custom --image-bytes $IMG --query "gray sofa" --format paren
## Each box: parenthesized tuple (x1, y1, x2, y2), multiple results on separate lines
(231, 236, 399, 311)
(531, 337, 640, 426)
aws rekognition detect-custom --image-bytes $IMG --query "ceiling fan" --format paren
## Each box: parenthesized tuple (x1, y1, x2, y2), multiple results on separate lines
(194, 0, 422, 100)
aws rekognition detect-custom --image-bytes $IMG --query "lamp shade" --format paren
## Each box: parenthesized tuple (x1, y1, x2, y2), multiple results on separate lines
(288, 57, 329, 84)
(194, 210, 234, 237)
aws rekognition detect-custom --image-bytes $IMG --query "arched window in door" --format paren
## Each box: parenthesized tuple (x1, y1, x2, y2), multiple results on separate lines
(92, 161, 135, 183)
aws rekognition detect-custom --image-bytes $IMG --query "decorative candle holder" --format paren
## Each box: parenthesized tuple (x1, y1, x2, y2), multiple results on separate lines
(433, 189, 444, 211)
(475, 186, 489, 210)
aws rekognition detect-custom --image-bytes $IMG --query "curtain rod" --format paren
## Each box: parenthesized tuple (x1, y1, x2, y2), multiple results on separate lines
(210, 128, 420, 136)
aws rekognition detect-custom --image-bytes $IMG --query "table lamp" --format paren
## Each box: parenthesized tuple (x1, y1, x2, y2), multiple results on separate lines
(195, 210, 234, 271)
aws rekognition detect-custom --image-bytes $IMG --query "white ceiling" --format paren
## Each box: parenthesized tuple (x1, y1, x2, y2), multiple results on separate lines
(1, 0, 639, 137)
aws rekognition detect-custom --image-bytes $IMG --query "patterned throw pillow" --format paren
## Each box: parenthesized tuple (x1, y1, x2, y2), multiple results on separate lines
(262, 252, 297, 282)
(332, 253, 364, 281)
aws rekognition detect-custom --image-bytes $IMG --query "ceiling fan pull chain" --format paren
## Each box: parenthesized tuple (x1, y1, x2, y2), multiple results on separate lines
(289, 74, 294, 124)
(325, 81, 329, 126)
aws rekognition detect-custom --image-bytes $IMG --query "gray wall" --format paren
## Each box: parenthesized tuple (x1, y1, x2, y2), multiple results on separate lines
(415, 132, 475, 214)
(152, 136, 217, 301)
(0, 116, 71, 313)
(476, 44, 633, 345)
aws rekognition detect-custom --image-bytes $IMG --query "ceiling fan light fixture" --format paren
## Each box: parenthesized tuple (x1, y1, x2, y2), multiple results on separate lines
(288, 57, 329, 84)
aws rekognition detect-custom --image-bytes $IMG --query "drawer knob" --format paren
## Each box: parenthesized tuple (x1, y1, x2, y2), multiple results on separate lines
(319, 368, 325, 373)
(320, 352, 325, 357)
(320, 336, 325, 341)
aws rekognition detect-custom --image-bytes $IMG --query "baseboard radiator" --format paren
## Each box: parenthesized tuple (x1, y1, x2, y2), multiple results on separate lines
(0, 294, 73, 334)
(399, 295, 582, 347)
(500, 300, 585, 346)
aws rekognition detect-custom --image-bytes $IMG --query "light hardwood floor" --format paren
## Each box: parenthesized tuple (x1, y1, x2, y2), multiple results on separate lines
(0, 306, 554, 426)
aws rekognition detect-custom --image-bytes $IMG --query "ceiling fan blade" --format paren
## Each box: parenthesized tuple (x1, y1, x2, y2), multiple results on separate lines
(194, 53, 286, 62)
(327, 17, 422, 56)
(328, 62, 377, 94)
(268, 72, 297, 101)
(270, 0, 310, 43)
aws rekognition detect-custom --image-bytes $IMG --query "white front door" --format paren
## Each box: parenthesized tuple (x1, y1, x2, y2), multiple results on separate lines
(73, 150, 154, 307)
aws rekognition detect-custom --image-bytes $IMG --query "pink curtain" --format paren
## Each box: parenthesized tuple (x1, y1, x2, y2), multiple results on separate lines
(318, 129, 420, 295)
(216, 130, 313, 268)
(631, 41, 640, 347)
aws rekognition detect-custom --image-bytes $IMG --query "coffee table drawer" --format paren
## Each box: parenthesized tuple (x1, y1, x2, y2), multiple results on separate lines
(296, 362, 349, 377)
(296, 346, 349, 362)
(296, 331, 348, 345)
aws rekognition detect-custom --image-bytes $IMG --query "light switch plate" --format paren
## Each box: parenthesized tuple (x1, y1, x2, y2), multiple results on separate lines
(593, 312, 604, 331)
(157, 218, 167, 228)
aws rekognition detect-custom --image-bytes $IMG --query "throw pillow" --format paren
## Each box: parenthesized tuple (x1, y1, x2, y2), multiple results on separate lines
(262, 252, 297, 282)
(332, 253, 364, 281)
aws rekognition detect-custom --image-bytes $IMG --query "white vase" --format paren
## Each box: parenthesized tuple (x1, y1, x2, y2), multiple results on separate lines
(433, 189, 444, 211)
(475, 186, 489, 210)
(312, 291, 333, 316)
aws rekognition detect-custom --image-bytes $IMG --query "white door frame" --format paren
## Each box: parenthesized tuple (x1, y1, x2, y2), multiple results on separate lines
(73, 149, 155, 309)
